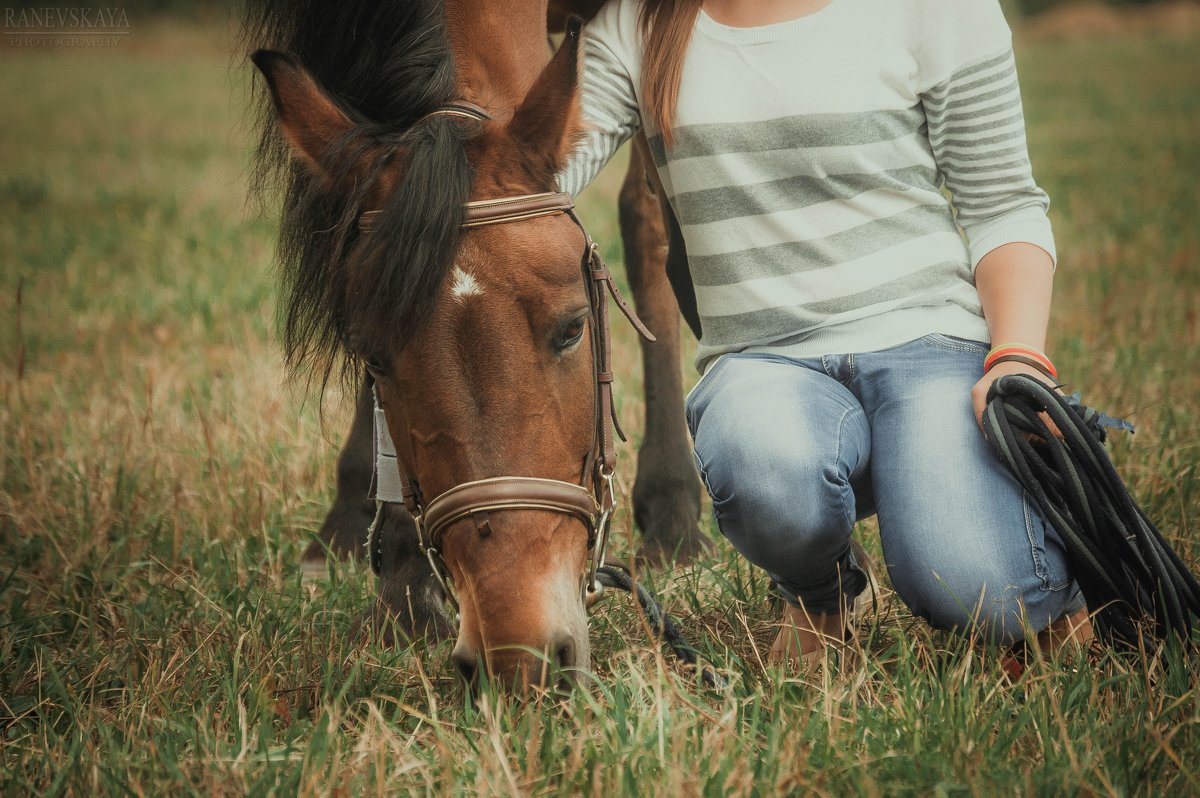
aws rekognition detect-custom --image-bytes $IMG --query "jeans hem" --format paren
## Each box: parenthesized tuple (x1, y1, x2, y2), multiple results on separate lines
(772, 544, 869, 615)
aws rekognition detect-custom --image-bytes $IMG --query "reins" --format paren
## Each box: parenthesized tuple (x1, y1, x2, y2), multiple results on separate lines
(358, 103, 726, 688)
(982, 374, 1200, 646)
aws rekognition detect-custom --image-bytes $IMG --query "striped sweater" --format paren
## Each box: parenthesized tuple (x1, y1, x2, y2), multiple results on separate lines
(558, 0, 1056, 373)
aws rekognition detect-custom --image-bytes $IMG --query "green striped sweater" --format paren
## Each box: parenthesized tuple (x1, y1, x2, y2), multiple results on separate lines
(558, 0, 1057, 373)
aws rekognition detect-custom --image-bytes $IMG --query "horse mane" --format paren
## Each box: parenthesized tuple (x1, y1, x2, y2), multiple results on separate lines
(244, 0, 475, 389)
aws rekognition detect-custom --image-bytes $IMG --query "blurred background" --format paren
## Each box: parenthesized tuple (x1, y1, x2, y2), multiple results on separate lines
(2, 1, 1198, 793)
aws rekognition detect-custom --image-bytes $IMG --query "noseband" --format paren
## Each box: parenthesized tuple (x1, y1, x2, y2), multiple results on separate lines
(361, 102, 655, 611)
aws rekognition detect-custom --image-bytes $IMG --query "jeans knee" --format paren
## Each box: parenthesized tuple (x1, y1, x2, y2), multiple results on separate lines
(896, 561, 1065, 645)
(703, 442, 854, 557)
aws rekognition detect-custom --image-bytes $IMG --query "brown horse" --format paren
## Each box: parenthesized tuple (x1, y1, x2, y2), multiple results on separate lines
(248, 0, 703, 689)
(306, 1, 706, 633)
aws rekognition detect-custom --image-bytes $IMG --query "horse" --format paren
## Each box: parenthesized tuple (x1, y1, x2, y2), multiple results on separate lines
(246, 0, 704, 690)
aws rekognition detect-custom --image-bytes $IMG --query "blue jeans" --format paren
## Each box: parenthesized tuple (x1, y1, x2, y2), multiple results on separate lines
(685, 334, 1085, 645)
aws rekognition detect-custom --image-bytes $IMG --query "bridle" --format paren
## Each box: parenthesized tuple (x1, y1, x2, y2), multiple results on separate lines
(362, 102, 655, 612)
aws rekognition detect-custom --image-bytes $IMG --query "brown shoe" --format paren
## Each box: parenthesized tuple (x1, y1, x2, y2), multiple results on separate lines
(768, 602, 848, 671)
(1001, 607, 1095, 681)
(767, 541, 879, 671)
(1035, 607, 1094, 654)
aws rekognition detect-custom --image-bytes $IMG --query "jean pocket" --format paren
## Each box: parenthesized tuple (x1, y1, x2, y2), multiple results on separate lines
(921, 333, 990, 356)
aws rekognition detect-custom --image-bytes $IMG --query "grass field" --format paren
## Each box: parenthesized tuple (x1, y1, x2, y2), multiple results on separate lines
(3, 12, 1199, 796)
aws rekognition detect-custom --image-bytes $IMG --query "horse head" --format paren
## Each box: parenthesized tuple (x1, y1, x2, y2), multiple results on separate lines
(252, 17, 622, 693)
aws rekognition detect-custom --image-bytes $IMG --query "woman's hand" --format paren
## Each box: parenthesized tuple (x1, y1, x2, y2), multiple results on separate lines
(972, 358, 1062, 433)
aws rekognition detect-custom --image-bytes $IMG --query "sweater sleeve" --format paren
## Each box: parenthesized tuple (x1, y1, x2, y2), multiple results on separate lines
(556, 0, 644, 197)
(916, 1, 1057, 269)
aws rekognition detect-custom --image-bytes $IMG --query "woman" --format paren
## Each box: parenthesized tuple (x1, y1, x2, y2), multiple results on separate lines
(558, 0, 1093, 668)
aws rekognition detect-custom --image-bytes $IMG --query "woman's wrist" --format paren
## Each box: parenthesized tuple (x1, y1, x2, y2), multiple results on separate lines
(984, 343, 1058, 380)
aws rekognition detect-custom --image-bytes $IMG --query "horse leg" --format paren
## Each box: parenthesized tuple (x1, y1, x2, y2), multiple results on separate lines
(619, 135, 710, 564)
(302, 377, 376, 572)
(305, 377, 453, 641)
(371, 500, 455, 643)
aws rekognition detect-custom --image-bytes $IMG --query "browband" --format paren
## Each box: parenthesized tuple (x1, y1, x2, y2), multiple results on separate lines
(359, 191, 574, 234)
(418, 99, 491, 124)
(355, 101, 571, 235)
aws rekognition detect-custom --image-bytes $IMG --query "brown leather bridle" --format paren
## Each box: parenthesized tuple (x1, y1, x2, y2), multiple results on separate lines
(360, 102, 655, 611)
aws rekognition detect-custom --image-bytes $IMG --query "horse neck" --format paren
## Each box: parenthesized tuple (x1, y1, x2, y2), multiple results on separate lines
(446, 0, 551, 120)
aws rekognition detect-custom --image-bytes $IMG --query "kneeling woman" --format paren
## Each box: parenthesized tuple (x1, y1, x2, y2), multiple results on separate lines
(559, 0, 1092, 666)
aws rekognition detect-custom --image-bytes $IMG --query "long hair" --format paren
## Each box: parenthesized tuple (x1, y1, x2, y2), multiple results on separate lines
(243, 0, 475, 390)
(638, 0, 703, 149)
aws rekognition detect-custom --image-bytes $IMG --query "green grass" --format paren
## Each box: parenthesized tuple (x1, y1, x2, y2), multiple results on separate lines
(3, 17, 1199, 797)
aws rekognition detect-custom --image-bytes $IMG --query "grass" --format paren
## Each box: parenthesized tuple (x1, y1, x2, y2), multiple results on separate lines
(2, 15, 1199, 797)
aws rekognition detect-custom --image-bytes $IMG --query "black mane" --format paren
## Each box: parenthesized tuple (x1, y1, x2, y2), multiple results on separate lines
(244, 0, 474, 388)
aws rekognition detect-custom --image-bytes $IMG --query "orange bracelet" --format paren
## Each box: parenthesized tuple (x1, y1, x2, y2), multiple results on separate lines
(984, 344, 1057, 379)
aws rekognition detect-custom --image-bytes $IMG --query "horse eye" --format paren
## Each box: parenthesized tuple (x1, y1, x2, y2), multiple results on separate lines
(361, 353, 388, 375)
(556, 316, 587, 352)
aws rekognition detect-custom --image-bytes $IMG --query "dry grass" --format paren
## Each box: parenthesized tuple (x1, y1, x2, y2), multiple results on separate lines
(2, 12, 1199, 797)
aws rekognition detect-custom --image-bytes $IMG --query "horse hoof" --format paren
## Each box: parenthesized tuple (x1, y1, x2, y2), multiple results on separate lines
(637, 528, 713, 568)
(374, 573, 456, 644)
(301, 558, 330, 584)
(632, 476, 707, 566)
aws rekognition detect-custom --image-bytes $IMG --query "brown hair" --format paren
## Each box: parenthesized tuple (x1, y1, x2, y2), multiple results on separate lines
(639, 0, 703, 149)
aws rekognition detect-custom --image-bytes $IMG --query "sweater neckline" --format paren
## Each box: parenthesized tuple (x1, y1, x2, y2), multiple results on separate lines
(696, 1, 848, 44)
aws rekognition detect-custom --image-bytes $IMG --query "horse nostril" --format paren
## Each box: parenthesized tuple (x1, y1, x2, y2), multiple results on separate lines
(452, 650, 477, 684)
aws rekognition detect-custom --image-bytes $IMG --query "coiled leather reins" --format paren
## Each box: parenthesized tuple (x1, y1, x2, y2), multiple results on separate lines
(982, 373, 1200, 646)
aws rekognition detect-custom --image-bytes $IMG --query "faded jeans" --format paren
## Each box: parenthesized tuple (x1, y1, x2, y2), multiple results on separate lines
(685, 334, 1085, 645)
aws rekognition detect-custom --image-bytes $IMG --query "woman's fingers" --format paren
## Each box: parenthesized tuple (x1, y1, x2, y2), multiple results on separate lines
(972, 359, 1064, 439)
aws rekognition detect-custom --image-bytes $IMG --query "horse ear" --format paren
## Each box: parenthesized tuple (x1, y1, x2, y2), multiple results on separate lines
(251, 50, 356, 179)
(507, 17, 584, 181)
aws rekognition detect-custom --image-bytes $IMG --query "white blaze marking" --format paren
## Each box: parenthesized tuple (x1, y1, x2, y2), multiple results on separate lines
(450, 266, 482, 300)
